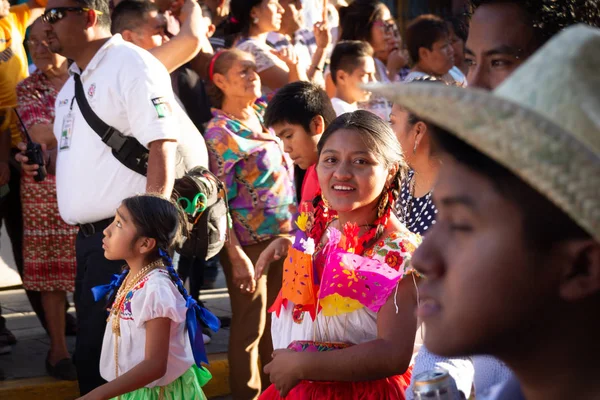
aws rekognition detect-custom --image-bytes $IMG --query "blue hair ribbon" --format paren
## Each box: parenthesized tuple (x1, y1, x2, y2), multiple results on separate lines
(159, 249, 221, 367)
(92, 273, 124, 303)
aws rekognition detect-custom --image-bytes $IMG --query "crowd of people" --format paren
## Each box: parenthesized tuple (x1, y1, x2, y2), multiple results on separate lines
(0, 0, 599, 399)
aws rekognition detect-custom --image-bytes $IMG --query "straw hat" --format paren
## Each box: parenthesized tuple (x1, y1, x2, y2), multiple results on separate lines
(369, 24, 600, 241)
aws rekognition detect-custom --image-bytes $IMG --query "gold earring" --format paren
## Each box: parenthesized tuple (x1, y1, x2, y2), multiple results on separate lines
(322, 196, 331, 209)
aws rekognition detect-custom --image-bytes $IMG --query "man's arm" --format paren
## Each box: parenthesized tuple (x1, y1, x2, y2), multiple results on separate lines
(150, 0, 206, 73)
(146, 139, 177, 197)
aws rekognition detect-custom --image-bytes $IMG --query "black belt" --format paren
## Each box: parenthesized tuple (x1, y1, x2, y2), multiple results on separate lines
(78, 218, 113, 238)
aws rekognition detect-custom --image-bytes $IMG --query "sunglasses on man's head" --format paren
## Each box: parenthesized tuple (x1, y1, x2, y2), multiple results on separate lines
(41, 7, 103, 24)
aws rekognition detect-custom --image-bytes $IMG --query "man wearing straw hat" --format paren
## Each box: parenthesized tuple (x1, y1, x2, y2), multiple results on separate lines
(371, 24, 600, 399)
(465, 0, 599, 90)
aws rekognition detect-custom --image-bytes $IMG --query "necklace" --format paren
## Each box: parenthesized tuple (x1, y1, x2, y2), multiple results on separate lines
(110, 259, 164, 387)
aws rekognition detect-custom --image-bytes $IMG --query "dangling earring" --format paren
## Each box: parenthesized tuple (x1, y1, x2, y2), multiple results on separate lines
(377, 187, 389, 218)
(253, 17, 259, 24)
(413, 142, 418, 154)
(322, 196, 331, 209)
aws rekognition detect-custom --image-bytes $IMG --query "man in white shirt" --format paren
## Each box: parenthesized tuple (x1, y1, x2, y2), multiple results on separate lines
(17, 0, 178, 394)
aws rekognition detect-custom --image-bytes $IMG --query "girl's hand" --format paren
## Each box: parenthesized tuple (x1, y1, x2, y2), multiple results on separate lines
(231, 251, 257, 294)
(387, 48, 408, 76)
(255, 237, 292, 279)
(264, 349, 303, 397)
(271, 46, 299, 68)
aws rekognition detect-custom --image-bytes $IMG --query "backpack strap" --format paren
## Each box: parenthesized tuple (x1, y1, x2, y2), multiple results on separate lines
(73, 73, 149, 177)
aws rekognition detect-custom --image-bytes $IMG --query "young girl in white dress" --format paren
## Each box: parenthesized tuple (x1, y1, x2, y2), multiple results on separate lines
(76, 195, 219, 400)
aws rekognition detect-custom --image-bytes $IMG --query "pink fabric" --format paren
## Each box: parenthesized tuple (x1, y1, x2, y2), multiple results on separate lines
(319, 250, 403, 314)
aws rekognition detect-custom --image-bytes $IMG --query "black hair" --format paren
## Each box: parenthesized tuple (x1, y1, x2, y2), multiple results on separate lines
(316, 110, 409, 245)
(73, 0, 111, 29)
(264, 81, 337, 133)
(122, 194, 187, 254)
(226, 0, 263, 37)
(468, 0, 600, 49)
(329, 40, 374, 85)
(405, 14, 450, 64)
(110, 0, 158, 35)
(446, 15, 468, 42)
(338, 0, 387, 43)
(431, 128, 591, 250)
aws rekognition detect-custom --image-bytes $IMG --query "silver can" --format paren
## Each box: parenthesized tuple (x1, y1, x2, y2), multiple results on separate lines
(412, 367, 462, 400)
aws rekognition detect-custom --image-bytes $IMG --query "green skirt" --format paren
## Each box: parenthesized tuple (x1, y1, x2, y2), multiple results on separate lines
(112, 365, 212, 400)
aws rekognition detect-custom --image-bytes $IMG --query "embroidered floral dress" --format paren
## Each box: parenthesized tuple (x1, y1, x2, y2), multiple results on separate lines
(99, 269, 211, 399)
(16, 70, 78, 292)
(263, 226, 422, 400)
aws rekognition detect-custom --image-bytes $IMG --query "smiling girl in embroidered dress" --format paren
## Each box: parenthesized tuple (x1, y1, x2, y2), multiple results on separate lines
(76, 195, 219, 400)
(259, 110, 421, 399)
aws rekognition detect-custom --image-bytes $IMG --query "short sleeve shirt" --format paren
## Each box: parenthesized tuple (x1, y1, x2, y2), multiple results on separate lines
(100, 269, 194, 387)
(0, 4, 31, 146)
(204, 98, 296, 246)
(53, 35, 179, 225)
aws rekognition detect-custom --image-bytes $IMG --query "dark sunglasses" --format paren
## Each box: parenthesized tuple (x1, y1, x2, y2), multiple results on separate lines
(41, 7, 103, 24)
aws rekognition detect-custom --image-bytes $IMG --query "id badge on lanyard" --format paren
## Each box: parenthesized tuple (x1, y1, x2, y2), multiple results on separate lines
(59, 111, 75, 151)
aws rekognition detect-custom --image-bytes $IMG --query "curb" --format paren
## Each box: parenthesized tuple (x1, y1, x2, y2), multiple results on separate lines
(0, 353, 230, 399)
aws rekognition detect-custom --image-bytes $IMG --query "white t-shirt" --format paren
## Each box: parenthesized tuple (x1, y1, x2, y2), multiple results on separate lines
(100, 269, 194, 387)
(331, 97, 357, 116)
(53, 35, 179, 225)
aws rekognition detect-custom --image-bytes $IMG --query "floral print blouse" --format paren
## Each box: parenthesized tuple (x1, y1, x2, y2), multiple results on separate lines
(204, 97, 297, 246)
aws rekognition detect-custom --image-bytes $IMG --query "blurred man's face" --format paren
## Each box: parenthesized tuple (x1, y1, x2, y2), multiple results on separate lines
(465, 2, 536, 90)
(126, 10, 169, 50)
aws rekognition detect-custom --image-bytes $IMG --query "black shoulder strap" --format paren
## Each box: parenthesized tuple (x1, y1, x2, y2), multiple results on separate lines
(73, 73, 149, 176)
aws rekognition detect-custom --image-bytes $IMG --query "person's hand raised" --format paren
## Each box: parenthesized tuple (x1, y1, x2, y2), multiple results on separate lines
(313, 21, 331, 50)
(271, 45, 300, 69)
